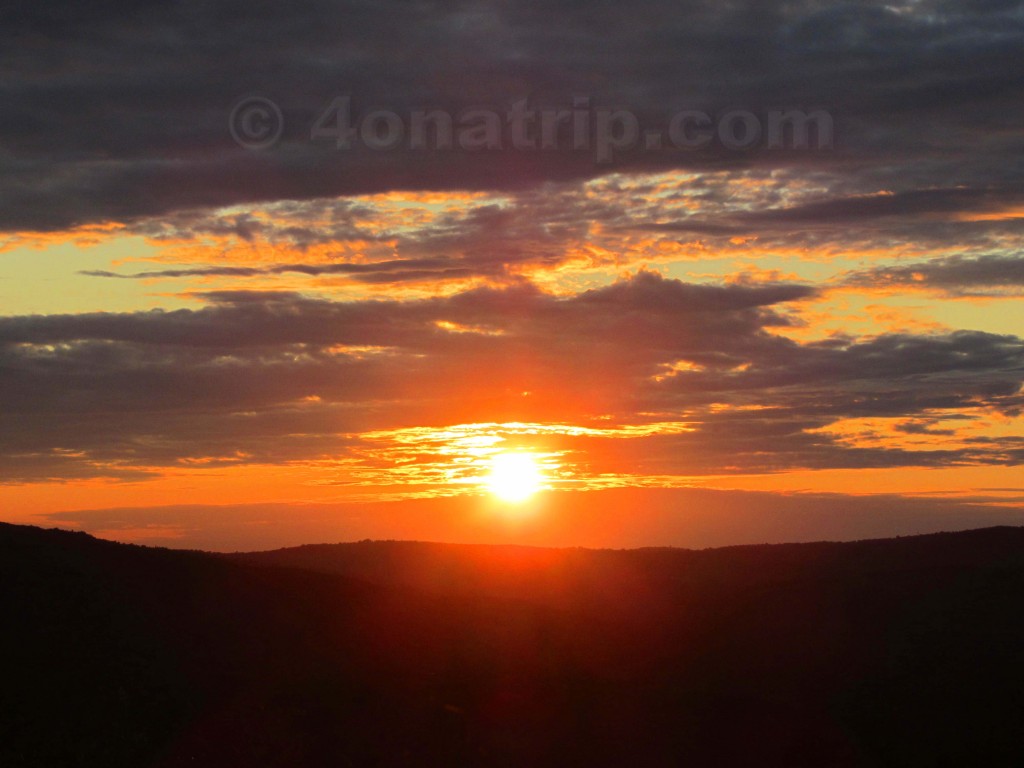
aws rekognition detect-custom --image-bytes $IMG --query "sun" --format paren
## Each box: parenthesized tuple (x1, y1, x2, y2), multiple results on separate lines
(486, 452, 543, 503)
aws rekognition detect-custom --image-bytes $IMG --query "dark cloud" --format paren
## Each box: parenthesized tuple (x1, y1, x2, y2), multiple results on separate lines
(2, 0, 1024, 230)
(1, 272, 1021, 481)
(629, 183, 1024, 260)
(81, 256, 476, 285)
(65, 171, 1021, 290)
(844, 254, 1024, 296)
(27, 163, 1008, 293)
(746, 188, 1024, 224)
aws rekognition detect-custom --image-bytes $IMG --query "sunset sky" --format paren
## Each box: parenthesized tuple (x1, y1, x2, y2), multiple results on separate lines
(2, 0, 1023, 550)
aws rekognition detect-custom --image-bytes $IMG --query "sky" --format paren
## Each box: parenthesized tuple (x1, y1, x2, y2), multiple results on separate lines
(1, 0, 1023, 550)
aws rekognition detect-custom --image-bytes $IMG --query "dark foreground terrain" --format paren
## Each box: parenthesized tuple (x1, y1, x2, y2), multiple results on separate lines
(2, 523, 1024, 767)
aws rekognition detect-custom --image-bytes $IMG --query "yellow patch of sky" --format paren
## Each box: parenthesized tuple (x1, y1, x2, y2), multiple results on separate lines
(0, 234, 200, 315)
(775, 290, 1022, 341)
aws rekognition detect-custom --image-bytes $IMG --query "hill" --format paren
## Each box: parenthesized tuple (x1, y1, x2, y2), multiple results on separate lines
(3, 522, 1024, 766)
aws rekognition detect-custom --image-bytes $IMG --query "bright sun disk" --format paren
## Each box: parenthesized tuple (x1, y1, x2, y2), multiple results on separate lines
(486, 452, 543, 503)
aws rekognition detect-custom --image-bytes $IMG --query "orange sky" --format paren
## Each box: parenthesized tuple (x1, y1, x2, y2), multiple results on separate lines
(1, 172, 1022, 549)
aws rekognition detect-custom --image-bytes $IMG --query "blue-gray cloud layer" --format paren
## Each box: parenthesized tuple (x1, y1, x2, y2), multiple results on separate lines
(2, 0, 1023, 230)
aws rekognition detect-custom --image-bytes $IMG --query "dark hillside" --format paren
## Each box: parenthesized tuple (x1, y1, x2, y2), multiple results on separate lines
(3, 522, 1024, 767)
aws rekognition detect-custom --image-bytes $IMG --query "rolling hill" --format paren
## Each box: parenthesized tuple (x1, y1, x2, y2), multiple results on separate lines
(3, 522, 1024, 767)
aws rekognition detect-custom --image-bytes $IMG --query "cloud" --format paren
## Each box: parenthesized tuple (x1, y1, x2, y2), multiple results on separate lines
(81, 257, 476, 285)
(1, 272, 1021, 482)
(2, 0, 1024, 231)
(56, 171, 1022, 294)
(844, 254, 1024, 296)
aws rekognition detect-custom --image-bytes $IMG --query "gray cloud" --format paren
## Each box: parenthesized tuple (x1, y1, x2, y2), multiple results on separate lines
(1, 272, 1021, 481)
(2, 0, 1024, 231)
(80, 257, 476, 285)
(844, 254, 1024, 296)
(62, 171, 1024, 290)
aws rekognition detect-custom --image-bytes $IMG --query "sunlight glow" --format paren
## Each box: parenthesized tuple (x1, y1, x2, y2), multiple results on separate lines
(486, 452, 543, 503)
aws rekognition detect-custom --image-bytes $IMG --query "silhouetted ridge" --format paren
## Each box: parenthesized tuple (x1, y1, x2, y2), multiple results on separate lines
(3, 522, 1024, 767)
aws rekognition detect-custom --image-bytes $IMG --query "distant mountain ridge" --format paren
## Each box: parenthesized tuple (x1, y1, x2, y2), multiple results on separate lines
(230, 526, 1024, 604)
(3, 522, 1024, 767)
